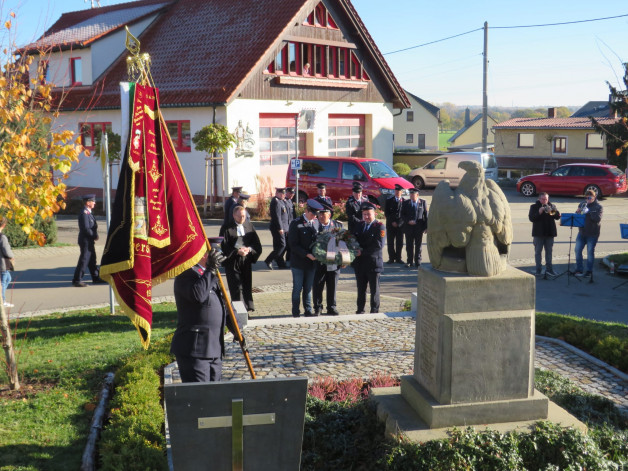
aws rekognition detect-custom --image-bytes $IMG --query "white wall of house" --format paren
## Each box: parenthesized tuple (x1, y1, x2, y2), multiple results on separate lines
(393, 98, 439, 150)
(32, 47, 91, 88)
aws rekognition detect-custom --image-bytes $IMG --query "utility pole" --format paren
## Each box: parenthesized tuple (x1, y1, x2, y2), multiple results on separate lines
(482, 21, 488, 153)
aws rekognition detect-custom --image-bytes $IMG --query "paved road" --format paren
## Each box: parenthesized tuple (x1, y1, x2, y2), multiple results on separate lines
(5, 188, 628, 323)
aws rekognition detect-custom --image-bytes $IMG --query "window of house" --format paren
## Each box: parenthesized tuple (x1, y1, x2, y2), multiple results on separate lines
(407, 111, 414, 122)
(166, 121, 191, 152)
(79, 122, 112, 149)
(328, 114, 365, 157)
(349, 51, 360, 79)
(338, 48, 347, 77)
(518, 133, 534, 148)
(70, 57, 82, 85)
(418, 134, 426, 149)
(553, 137, 567, 154)
(303, 2, 339, 29)
(586, 133, 604, 149)
(327, 47, 336, 78)
(288, 42, 298, 74)
(259, 113, 305, 166)
(314, 45, 325, 76)
(406, 134, 413, 144)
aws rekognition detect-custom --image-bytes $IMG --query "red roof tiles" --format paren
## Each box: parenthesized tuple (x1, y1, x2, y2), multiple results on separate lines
(494, 117, 618, 129)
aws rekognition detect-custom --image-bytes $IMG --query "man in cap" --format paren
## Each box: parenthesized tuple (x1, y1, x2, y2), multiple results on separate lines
(221, 205, 262, 312)
(345, 182, 369, 233)
(313, 202, 343, 315)
(401, 187, 428, 268)
(314, 183, 332, 207)
(236, 192, 252, 222)
(385, 184, 405, 264)
(288, 199, 320, 317)
(264, 188, 290, 270)
(222, 187, 242, 229)
(352, 201, 385, 314)
(72, 194, 106, 287)
(284, 187, 297, 265)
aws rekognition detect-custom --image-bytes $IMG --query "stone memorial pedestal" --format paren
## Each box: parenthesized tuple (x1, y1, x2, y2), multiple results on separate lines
(371, 266, 585, 441)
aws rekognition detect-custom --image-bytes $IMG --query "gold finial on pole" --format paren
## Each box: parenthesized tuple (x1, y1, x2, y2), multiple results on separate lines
(125, 26, 152, 85)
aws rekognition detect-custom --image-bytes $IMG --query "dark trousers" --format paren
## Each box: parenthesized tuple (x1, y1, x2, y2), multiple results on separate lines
(265, 230, 287, 267)
(73, 237, 98, 283)
(405, 227, 424, 265)
(225, 264, 254, 311)
(355, 270, 380, 313)
(176, 355, 222, 383)
(533, 236, 554, 273)
(386, 223, 404, 262)
(313, 264, 339, 311)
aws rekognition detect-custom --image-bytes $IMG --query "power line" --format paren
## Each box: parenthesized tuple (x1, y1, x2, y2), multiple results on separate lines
(383, 13, 628, 56)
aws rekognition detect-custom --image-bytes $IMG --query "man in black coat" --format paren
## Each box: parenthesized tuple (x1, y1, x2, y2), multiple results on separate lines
(288, 199, 320, 317)
(314, 182, 333, 207)
(401, 188, 428, 268)
(528, 192, 561, 277)
(171, 248, 234, 382)
(384, 184, 405, 264)
(352, 202, 385, 314)
(284, 187, 297, 263)
(220, 186, 242, 236)
(345, 182, 368, 233)
(221, 205, 263, 312)
(72, 194, 105, 287)
(313, 202, 343, 316)
(264, 188, 290, 270)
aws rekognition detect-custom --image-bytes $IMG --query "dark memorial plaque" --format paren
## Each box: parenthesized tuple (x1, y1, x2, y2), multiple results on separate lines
(165, 377, 308, 471)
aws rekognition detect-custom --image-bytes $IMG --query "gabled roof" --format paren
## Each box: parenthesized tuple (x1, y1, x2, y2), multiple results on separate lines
(494, 116, 618, 130)
(570, 101, 611, 118)
(404, 90, 440, 119)
(27, 0, 409, 111)
(448, 113, 496, 143)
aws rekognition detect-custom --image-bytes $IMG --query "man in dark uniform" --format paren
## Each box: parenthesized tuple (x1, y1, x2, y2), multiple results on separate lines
(288, 199, 320, 317)
(72, 194, 105, 287)
(171, 247, 235, 382)
(236, 192, 252, 222)
(313, 202, 343, 316)
(345, 182, 368, 233)
(314, 183, 332, 207)
(264, 187, 290, 270)
(352, 202, 385, 314)
(284, 187, 297, 264)
(401, 188, 428, 268)
(384, 184, 405, 264)
(221, 205, 263, 312)
(220, 186, 242, 236)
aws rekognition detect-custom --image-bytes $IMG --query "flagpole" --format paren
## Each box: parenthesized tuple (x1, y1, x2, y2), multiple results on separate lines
(103, 133, 115, 315)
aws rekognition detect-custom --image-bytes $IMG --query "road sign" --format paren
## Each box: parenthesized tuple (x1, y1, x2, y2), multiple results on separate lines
(291, 159, 302, 170)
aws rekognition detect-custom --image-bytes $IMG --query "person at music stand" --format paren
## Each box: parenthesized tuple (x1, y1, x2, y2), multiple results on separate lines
(574, 190, 603, 278)
(529, 192, 560, 277)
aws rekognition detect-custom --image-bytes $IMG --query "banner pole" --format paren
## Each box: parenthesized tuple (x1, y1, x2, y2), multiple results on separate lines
(103, 134, 115, 315)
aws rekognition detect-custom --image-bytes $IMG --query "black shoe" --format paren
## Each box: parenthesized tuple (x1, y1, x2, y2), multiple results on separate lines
(397, 260, 405, 264)
(386, 259, 396, 264)
(292, 313, 300, 318)
(545, 269, 558, 277)
(304, 311, 317, 317)
(265, 261, 274, 270)
(583, 271, 592, 277)
(72, 281, 87, 287)
(356, 310, 365, 314)
(314, 309, 322, 316)
(574, 271, 585, 277)
(93, 277, 107, 284)
(406, 263, 413, 268)
(327, 308, 339, 316)
(370, 309, 378, 314)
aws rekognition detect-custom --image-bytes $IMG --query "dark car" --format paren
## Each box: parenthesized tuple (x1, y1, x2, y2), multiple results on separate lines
(516, 163, 627, 198)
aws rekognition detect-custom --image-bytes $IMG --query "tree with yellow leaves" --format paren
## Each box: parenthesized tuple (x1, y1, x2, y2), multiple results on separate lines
(1, 12, 85, 390)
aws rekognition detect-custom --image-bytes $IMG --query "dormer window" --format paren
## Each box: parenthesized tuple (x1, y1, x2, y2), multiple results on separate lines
(302, 2, 339, 29)
(71, 57, 82, 85)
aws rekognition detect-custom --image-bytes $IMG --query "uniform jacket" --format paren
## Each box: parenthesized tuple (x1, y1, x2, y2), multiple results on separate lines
(314, 195, 333, 207)
(352, 220, 385, 273)
(578, 200, 603, 237)
(78, 208, 98, 242)
(0, 233, 15, 272)
(223, 196, 238, 226)
(221, 220, 263, 271)
(269, 197, 290, 232)
(529, 201, 560, 237)
(345, 195, 368, 232)
(288, 215, 319, 270)
(171, 265, 231, 359)
(385, 196, 404, 227)
(283, 198, 296, 223)
(401, 198, 428, 231)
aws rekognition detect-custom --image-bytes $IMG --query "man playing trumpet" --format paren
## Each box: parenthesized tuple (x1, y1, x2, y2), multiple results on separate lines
(528, 192, 560, 277)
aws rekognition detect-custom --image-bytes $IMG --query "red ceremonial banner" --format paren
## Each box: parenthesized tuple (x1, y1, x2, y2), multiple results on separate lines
(100, 83, 208, 348)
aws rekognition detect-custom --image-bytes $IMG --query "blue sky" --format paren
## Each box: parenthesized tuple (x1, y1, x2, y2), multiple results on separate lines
(4, 0, 627, 108)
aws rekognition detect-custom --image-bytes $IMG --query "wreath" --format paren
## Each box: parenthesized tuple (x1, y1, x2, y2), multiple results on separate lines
(311, 228, 361, 266)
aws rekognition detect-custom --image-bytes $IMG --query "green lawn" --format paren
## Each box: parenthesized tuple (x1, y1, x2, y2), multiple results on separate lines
(438, 131, 455, 150)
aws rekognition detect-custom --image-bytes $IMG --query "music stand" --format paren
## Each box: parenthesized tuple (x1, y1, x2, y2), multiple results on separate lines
(553, 213, 585, 285)
(612, 224, 628, 289)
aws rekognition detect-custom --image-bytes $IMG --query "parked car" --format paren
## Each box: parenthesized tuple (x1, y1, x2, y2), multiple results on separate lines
(516, 163, 627, 198)
(285, 156, 414, 206)
(407, 152, 498, 189)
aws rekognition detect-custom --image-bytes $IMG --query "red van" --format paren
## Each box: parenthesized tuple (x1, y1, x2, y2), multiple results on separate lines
(286, 156, 413, 206)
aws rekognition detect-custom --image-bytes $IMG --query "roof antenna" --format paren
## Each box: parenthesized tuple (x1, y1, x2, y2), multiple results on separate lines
(85, 0, 102, 8)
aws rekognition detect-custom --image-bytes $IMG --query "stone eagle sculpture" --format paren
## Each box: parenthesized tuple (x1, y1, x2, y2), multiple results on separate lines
(427, 160, 512, 277)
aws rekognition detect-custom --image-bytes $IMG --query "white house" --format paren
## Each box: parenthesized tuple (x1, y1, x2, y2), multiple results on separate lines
(393, 90, 440, 151)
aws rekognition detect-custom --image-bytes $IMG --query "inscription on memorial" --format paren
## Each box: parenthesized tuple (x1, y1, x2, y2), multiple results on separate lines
(418, 280, 439, 391)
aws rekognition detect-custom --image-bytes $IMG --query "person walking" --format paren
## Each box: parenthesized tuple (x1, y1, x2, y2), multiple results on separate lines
(528, 192, 560, 277)
(264, 188, 290, 270)
(384, 184, 404, 264)
(288, 199, 320, 317)
(345, 182, 368, 233)
(221, 205, 262, 312)
(72, 194, 106, 287)
(352, 202, 385, 314)
(284, 187, 297, 264)
(0, 217, 15, 308)
(401, 188, 428, 268)
(313, 202, 343, 316)
(574, 190, 603, 277)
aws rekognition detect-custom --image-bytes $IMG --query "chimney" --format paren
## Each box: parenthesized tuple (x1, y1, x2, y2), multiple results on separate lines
(547, 107, 555, 118)
(464, 108, 471, 127)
